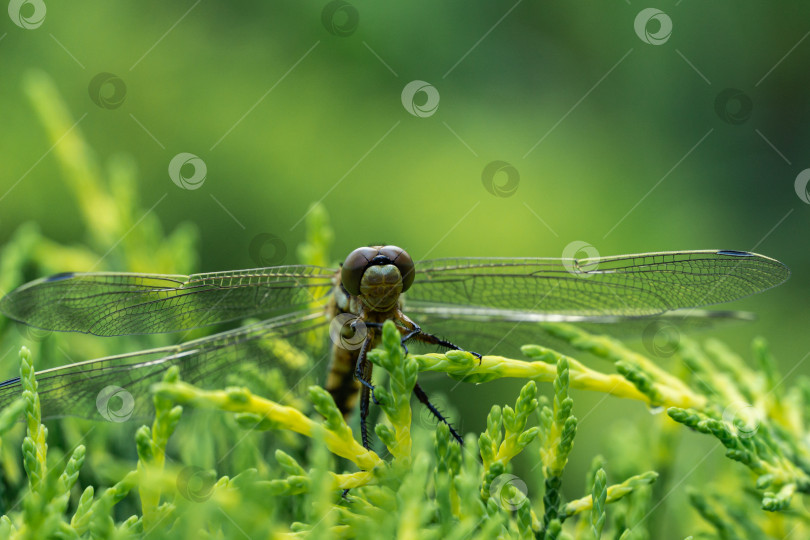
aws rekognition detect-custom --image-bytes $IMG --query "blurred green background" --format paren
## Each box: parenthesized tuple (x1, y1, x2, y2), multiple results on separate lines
(1, 2, 809, 537)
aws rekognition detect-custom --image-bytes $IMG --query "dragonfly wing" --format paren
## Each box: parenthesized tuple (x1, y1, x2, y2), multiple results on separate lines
(0, 310, 330, 420)
(405, 307, 553, 359)
(406, 305, 757, 360)
(1, 266, 336, 336)
(574, 309, 756, 338)
(409, 250, 789, 317)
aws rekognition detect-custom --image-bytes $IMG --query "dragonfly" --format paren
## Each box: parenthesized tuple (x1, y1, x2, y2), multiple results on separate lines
(0, 246, 790, 448)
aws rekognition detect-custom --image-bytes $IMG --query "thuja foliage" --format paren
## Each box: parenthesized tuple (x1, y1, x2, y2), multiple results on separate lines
(3, 315, 810, 538)
(1, 70, 809, 539)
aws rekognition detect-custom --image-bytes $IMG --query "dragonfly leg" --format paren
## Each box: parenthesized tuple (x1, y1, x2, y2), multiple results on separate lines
(398, 315, 483, 364)
(359, 383, 372, 450)
(357, 321, 397, 352)
(413, 383, 463, 445)
(359, 321, 384, 328)
(355, 334, 378, 451)
(421, 333, 482, 363)
(353, 335, 379, 402)
(399, 327, 421, 356)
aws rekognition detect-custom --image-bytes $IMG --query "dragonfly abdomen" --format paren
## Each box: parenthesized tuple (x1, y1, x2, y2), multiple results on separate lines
(326, 343, 362, 417)
(325, 286, 363, 417)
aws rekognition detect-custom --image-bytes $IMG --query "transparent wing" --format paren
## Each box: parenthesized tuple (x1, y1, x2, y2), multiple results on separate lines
(409, 250, 789, 318)
(406, 306, 756, 360)
(0, 310, 330, 420)
(0, 266, 337, 336)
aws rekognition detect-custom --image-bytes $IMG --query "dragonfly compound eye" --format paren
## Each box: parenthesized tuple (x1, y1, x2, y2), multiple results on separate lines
(341, 246, 378, 296)
(379, 245, 415, 292)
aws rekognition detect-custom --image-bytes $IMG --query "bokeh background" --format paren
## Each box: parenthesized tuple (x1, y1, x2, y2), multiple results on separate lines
(1, 2, 809, 537)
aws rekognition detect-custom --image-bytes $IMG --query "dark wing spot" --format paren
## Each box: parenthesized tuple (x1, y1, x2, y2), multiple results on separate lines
(0, 377, 21, 388)
(716, 250, 754, 257)
(46, 272, 76, 282)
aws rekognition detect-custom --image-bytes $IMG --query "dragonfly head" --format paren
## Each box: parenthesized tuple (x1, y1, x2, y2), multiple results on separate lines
(341, 245, 415, 312)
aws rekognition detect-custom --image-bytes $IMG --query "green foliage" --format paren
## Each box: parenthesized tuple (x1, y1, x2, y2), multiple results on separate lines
(591, 469, 607, 540)
(1, 71, 809, 539)
(667, 338, 810, 513)
(2, 281, 810, 539)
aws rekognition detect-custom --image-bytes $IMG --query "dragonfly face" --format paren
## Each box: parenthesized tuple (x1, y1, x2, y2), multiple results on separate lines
(339, 245, 415, 313)
(0, 248, 791, 450)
